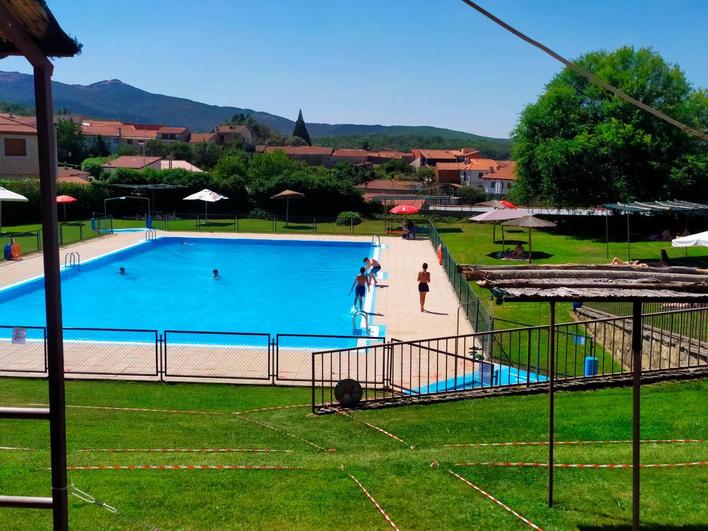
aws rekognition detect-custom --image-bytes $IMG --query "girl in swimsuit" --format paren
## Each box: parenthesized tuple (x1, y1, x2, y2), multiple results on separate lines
(417, 262, 430, 312)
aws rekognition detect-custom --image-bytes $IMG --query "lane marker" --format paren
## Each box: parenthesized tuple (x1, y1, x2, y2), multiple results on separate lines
(79, 447, 294, 454)
(338, 412, 410, 447)
(454, 461, 708, 469)
(66, 464, 304, 471)
(349, 474, 399, 530)
(448, 470, 542, 530)
(238, 415, 334, 453)
(444, 438, 706, 448)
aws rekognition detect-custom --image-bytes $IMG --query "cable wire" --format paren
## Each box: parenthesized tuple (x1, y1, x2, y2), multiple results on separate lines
(459, 0, 708, 141)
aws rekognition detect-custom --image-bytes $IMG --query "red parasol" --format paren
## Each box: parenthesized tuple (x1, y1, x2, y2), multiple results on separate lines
(499, 200, 516, 208)
(389, 204, 420, 215)
(56, 195, 77, 222)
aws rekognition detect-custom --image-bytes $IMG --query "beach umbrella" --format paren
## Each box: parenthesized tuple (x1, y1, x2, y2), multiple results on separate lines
(56, 195, 78, 222)
(389, 204, 420, 215)
(671, 230, 708, 248)
(502, 215, 557, 263)
(183, 188, 228, 221)
(470, 207, 530, 243)
(270, 189, 305, 227)
(0, 186, 29, 233)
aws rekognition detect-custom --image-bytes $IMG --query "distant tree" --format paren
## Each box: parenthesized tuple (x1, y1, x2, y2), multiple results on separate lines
(56, 119, 86, 165)
(360, 139, 371, 150)
(81, 156, 111, 179)
(146, 139, 170, 157)
(191, 142, 221, 170)
(416, 166, 435, 183)
(88, 135, 111, 157)
(0, 100, 34, 116)
(168, 141, 193, 161)
(284, 135, 308, 146)
(512, 47, 707, 205)
(292, 109, 312, 146)
(116, 143, 138, 156)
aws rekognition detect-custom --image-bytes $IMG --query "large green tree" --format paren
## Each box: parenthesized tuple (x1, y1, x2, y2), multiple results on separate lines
(512, 47, 707, 205)
(292, 109, 312, 146)
(56, 119, 86, 165)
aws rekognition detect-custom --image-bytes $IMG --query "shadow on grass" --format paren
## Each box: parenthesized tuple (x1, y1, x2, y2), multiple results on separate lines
(485, 251, 554, 261)
(282, 224, 315, 230)
(200, 221, 235, 228)
(579, 525, 708, 530)
(494, 239, 527, 245)
(435, 227, 463, 234)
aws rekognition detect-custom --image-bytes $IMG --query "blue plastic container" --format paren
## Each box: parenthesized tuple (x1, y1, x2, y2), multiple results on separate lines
(584, 356, 599, 377)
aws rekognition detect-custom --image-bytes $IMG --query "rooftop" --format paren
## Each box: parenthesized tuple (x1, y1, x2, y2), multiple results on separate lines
(0, 113, 37, 135)
(103, 156, 163, 169)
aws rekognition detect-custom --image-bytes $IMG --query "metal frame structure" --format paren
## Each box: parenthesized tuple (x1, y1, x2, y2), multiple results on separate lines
(0, 2, 80, 529)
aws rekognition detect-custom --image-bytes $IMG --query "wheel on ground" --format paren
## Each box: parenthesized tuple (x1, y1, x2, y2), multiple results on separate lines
(334, 379, 363, 408)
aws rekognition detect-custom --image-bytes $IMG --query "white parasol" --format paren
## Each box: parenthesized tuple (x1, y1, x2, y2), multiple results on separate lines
(183, 188, 228, 220)
(0, 186, 29, 233)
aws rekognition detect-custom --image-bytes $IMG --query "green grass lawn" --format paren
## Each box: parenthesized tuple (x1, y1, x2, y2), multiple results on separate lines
(1, 378, 705, 530)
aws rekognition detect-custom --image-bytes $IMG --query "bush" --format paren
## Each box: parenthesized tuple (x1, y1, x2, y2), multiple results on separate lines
(336, 211, 362, 226)
(248, 208, 271, 220)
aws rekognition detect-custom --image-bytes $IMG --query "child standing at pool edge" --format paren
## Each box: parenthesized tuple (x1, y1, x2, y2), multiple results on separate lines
(350, 267, 370, 311)
(417, 263, 430, 312)
(363, 257, 381, 285)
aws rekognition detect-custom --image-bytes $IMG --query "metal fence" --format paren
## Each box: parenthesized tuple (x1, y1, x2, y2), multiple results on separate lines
(312, 306, 708, 411)
(428, 221, 493, 333)
(0, 325, 384, 385)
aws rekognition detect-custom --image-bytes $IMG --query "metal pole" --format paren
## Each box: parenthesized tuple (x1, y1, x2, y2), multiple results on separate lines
(631, 300, 642, 530)
(626, 213, 631, 261)
(34, 65, 69, 531)
(605, 212, 609, 259)
(547, 300, 556, 508)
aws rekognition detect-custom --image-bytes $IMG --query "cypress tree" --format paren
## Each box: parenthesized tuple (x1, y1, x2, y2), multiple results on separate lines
(292, 109, 312, 146)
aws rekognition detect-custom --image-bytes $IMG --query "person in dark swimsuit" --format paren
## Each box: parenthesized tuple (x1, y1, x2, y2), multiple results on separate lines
(417, 262, 430, 312)
(350, 267, 370, 311)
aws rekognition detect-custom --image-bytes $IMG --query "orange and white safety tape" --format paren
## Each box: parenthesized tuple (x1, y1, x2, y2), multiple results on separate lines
(338, 411, 409, 446)
(238, 415, 334, 452)
(444, 438, 705, 448)
(79, 447, 294, 453)
(448, 470, 541, 530)
(66, 464, 304, 471)
(454, 461, 708, 469)
(349, 474, 399, 530)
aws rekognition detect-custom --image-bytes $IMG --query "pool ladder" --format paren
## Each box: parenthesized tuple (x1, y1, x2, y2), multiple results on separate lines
(352, 310, 370, 335)
(145, 229, 157, 241)
(63, 251, 80, 269)
(371, 235, 381, 247)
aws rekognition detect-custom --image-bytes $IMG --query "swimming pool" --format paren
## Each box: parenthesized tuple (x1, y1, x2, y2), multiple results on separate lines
(0, 237, 380, 340)
(410, 362, 547, 395)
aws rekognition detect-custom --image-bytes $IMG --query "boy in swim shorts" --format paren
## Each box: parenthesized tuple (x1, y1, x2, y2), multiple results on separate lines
(363, 257, 381, 285)
(349, 267, 370, 311)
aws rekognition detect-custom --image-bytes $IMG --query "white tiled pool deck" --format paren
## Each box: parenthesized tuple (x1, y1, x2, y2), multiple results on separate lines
(0, 230, 472, 382)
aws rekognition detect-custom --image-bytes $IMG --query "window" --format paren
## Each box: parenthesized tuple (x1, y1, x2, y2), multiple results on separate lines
(4, 137, 27, 157)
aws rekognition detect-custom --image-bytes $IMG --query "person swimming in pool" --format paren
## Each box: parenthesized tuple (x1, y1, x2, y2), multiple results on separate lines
(363, 257, 381, 285)
(349, 267, 370, 311)
(119, 267, 126, 275)
(212, 269, 220, 280)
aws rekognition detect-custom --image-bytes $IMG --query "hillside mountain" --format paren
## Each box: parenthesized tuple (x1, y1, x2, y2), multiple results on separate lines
(0, 71, 511, 154)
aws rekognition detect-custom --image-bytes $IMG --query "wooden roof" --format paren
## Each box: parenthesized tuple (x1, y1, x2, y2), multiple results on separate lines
(460, 264, 708, 302)
(0, 0, 80, 58)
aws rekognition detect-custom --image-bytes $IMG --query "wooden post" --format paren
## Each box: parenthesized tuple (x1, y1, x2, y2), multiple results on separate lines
(34, 64, 69, 531)
(631, 300, 642, 530)
(548, 300, 556, 507)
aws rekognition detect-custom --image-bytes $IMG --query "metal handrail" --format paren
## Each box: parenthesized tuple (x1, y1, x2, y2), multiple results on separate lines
(371, 235, 381, 247)
(352, 310, 370, 334)
(145, 229, 157, 241)
(63, 251, 80, 269)
(456, 295, 492, 335)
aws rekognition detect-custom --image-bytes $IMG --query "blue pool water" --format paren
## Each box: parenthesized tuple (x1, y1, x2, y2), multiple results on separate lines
(411, 363, 547, 395)
(0, 237, 376, 339)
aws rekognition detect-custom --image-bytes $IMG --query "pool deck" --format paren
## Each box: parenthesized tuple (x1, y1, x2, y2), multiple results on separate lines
(0, 230, 473, 383)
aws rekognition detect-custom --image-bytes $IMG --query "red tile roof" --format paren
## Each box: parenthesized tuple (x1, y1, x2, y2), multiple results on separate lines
(411, 149, 458, 160)
(57, 166, 91, 184)
(356, 179, 420, 191)
(158, 126, 187, 134)
(0, 113, 37, 134)
(368, 150, 410, 159)
(435, 162, 468, 171)
(103, 156, 163, 169)
(480, 161, 517, 181)
(264, 146, 333, 156)
(189, 132, 216, 143)
(216, 125, 251, 134)
(332, 148, 369, 158)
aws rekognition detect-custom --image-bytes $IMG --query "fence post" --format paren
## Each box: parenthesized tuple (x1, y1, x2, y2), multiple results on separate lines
(79, 223, 83, 241)
(350, 218, 353, 234)
(313, 218, 316, 234)
(235, 216, 239, 232)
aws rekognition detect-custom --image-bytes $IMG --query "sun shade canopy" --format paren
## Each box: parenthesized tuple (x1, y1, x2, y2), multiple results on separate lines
(459, 264, 708, 302)
(470, 208, 531, 222)
(270, 189, 305, 200)
(389, 204, 420, 214)
(0, 0, 81, 58)
(183, 189, 228, 202)
(672, 231, 708, 248)
(604, 200, 708, 215)
(501, 215, 557, 228)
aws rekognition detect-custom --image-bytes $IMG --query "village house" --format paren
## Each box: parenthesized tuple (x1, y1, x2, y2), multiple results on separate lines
(366, 149, 414, 164)
(0, 113, 38, 179)
(102, 155, 163, 172)
(331, 148, 369, 164)
(57, 166, 92, 185)
(213, 124, 253, 145)
(434, 159, 516, 197)
(410, 147, 481, 167)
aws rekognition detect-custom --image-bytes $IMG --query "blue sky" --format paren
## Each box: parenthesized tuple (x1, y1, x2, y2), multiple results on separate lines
(2, 0, 706, 137)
